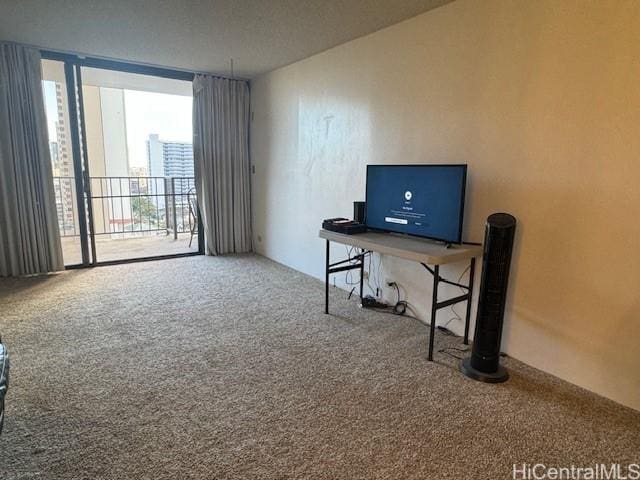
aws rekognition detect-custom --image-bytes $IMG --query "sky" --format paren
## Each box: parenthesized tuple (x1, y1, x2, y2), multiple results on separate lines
(124, 90, 192, 168)
(42, 81, 193, 170)
(43, 81, 58, 139)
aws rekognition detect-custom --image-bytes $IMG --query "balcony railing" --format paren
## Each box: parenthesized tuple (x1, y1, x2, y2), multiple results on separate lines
(52, 176, 197, 239)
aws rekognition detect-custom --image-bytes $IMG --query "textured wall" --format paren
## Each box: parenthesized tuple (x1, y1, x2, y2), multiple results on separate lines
(250, 0, 640, 411)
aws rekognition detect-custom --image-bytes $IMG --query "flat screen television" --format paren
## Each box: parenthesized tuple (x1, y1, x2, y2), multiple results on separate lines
(365, 164, 467, 244)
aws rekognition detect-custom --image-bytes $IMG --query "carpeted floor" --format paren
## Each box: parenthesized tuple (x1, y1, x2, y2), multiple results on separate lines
(0, 254, 638, 479)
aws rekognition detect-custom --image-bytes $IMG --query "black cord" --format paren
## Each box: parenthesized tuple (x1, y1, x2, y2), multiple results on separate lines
(388, 282, 408, 316)
(350, 273, 472, 361)
(438, 350, 465, 360)
(392, 283, 400, 302)
(344, 247, 369, 286)
(370, 306, 429, 327)
(420, 263, 470, 291)
(438, 346, 470, 360)
(436, 326, 456, 336)
(393, 302, 407, 316)
(441, 346, 470, 353)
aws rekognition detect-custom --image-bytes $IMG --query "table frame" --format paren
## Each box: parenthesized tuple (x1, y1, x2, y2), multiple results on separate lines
(324, 237, 477, 361)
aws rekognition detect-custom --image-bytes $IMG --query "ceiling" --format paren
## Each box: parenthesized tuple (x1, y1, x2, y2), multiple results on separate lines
(0, 0, 452, 78)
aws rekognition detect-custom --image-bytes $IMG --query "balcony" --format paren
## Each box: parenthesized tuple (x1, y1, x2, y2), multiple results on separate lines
(53, 176, 199, 264)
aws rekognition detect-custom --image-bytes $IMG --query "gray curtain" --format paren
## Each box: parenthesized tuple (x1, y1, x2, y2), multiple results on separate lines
(0, 43, 63, 276)
(193, 74, 251, 255)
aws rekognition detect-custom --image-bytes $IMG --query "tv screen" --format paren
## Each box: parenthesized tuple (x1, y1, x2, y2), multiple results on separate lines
(365, 164, 467, 244)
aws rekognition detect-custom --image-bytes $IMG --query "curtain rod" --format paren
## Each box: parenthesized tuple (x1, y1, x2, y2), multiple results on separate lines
(2, 41, 247, 82)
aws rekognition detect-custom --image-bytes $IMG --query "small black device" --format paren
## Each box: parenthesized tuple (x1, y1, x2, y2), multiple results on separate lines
(365, 164, 467, 244)
(461, 213, 516, 383)
(322, 218, 367, 235)
(353, 201, 366, 223)
(0, 336, 8, 435)
(360, 295, 388, 309)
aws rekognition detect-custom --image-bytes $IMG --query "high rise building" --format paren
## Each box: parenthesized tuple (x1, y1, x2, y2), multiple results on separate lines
(147, 134, 194, 179)
(49, 141, 58, 170)
(47, 82, 134, 236)
(52, 83, 75, 235)
(82, 85, 132, 233)
(146, 134, 195, 232)
(163, 142, 194, 178)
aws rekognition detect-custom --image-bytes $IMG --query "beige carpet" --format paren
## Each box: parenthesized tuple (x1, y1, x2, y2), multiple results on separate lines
(0, 254, 638, 479)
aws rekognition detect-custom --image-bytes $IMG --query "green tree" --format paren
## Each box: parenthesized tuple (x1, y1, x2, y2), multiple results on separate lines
(131, 196, 158, 227)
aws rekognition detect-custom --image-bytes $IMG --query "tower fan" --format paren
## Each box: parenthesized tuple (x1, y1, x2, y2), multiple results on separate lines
(461, 213, 516, 383)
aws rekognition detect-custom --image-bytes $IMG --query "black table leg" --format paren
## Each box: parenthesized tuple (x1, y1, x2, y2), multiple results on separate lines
(359, 251, 364, 302)
(428, 264, 439, 361)
(463, 257, 476, 345)
(325, 240, 330, 314)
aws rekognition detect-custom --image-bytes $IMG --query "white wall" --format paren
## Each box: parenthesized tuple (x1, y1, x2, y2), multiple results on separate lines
(250, 0, 640, 411)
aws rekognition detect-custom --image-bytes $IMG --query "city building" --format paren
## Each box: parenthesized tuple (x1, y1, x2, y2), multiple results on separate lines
(82, 85, 132, 234)
(46, 81, 132, 236)
(146, 134, 194, 179)
(51, 83, 75, 235)
(48, 140, 58, 170)
(129, 166, 150, 195)
(147, 134, 195, 230)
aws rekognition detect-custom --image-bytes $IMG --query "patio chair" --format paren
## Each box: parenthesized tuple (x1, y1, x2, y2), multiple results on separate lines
(187, 187, 199, 248)
(0, 335, 8, 435)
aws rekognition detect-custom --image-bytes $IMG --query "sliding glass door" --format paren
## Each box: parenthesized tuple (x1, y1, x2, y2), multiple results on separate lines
(41, 54, 202, 267)
(42, 59, 91, 266)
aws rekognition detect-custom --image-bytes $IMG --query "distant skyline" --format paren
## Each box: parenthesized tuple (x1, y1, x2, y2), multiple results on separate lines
(42, 81, 192, 170)
(124, 90, 192, 168)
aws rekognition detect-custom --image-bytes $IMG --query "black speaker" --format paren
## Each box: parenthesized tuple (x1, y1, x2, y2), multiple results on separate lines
(461, 213, 516, 383)
(353, 201, 365, 223)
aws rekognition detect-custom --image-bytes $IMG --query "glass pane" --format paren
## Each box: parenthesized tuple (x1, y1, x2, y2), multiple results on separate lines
(41, 59, 83, 266)
(80, 67, 197, 262)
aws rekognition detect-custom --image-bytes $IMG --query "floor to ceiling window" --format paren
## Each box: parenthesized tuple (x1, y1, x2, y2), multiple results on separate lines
(42, 59, 85, 265)
(41, 55, 202, 267)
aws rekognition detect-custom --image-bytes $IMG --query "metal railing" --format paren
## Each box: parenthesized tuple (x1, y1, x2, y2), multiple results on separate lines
(52, 176, 196, 239)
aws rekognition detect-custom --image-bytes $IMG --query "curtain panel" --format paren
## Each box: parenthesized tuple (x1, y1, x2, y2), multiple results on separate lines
(0, 43, 63, 276)
(193, 74, 251, 255)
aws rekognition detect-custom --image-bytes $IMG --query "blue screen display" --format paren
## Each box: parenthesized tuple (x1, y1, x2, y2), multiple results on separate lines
(365, 165, 466, 243)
